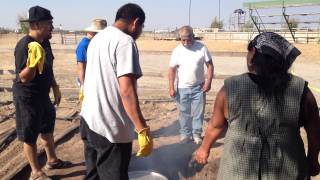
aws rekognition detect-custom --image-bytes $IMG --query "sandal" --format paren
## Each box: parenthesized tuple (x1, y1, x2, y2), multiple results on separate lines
(43, 159, 72, 170)
(29, 172, 51, 180)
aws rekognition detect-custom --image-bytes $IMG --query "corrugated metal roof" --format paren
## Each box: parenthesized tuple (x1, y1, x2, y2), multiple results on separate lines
(243, 0, 320, 9)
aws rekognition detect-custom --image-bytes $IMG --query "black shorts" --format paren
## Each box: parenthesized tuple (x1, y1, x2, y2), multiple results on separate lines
(14, 95, 56, 143)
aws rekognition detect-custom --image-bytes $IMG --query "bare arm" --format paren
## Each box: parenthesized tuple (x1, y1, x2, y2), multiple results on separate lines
(51, 70, 61, 105)
(118, 74, 147, 131)
(77, 62, 86, 85)
(194, 86, 228, 164)
(168, 66, 177, 97)
(201, 86, 227, 150)
(302, 88, 320, 176)
(203, 61, 214, 92)
(19, 67, 36, 83)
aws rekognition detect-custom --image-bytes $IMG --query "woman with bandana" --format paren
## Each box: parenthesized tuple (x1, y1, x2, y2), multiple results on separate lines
(193, 32, 320, 179)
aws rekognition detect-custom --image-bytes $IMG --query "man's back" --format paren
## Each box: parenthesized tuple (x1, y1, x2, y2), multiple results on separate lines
(81, 26, 142, 143)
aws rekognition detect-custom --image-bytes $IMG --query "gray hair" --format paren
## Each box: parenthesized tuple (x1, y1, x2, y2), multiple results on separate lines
(179, 25, 194, 38)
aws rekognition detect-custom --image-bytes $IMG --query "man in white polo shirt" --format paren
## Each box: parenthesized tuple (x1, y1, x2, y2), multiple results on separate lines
(80, 3, 152, 180)
(169, 25, 214, 144)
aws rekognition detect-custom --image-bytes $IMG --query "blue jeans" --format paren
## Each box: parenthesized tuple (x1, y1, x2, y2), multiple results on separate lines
(176, 84, 205, 138)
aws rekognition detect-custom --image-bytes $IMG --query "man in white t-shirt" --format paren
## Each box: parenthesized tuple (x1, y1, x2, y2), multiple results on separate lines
(80, 3, 152, 180)
(168, 26, 214, 144)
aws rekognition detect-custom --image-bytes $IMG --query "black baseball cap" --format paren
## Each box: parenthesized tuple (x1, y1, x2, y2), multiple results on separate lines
(20, 6, 53, 22)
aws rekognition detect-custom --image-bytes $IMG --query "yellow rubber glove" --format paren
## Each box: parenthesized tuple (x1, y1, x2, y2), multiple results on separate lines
(79, 86, 84, 103)
(136, 126, 153, 157)
(27, 41, 45, 74)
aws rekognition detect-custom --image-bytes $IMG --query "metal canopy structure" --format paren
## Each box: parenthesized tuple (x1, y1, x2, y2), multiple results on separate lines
(244, 0, 320, 9)
(243, 0, 320, 42)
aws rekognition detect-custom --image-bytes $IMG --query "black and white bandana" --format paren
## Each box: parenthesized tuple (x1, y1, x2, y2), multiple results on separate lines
(251, 32, 301, 66)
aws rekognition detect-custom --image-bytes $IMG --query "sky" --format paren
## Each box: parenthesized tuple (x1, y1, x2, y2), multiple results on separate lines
(1, 0, 247, 31)
(2, 0, 319, 31)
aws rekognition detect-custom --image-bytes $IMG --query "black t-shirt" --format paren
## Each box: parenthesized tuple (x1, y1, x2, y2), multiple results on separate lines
(13, 35, 54, 97)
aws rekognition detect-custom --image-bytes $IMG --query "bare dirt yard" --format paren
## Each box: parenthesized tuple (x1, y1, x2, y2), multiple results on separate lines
(1, 33, 320, 180)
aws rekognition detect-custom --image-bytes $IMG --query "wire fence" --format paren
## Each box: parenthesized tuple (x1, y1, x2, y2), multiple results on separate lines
(1, 28, 319, 45)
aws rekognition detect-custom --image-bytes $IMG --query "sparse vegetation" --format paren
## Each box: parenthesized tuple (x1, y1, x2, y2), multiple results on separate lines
(240, 21, 254, 32)
(0, 27, 11, 34)
(210, 16, 223, 29)
(282, 18, 299, 31)
(17, 14, 29, 34)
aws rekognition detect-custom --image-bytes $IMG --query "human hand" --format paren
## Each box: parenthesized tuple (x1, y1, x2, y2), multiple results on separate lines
(136, 126, 153, 157)
(193, 147, 209, 165)
(169, 88, 176, 98)
(202, 82, 211, 93)
(52, 85, 61, 106)
(79, 86, 84, 103)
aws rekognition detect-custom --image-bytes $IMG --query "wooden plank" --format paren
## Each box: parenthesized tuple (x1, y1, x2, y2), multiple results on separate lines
(0, 112, 15, 123)
(0, 101, 13, 106)
(0, 70, 15, 75)
(0, 87, 13, 92)
(56, 107, 78, 121)
(8, 70, 15, 75)
(0, 128, 16, 153)
(0, 121, 80, 180)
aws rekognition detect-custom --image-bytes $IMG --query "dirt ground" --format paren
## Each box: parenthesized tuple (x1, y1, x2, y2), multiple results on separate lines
(1, 33, 320, 179)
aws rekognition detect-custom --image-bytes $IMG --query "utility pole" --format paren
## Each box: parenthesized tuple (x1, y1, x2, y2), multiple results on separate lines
(219, 0, 221, 22)
(59, 24, 63, 44)
(188, 0, 191, 25)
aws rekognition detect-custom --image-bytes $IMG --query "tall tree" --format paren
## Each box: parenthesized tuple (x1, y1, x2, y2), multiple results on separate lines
(210, 16, 223, 29)
(17, 15, 29, 34)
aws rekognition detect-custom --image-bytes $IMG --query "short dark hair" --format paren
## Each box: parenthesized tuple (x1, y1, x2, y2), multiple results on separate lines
(115, 3, 145, 25)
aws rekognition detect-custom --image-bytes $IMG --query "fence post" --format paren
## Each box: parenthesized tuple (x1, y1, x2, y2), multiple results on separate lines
(74, 32, 77, 44)
(59, 24, 64, 44)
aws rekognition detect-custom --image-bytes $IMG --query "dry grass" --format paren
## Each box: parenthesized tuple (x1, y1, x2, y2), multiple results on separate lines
(137, 39, 320, 61)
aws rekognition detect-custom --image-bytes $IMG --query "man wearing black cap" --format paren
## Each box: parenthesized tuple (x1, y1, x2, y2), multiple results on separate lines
(13, 6, 69, 180)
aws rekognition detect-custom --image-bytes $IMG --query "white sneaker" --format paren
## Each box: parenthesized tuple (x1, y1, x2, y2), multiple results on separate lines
(193, 137, 202, 145)
(180, 136, 192, 143)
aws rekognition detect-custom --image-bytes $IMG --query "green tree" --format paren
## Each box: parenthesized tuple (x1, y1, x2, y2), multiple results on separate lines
(210, 16, 223, 29)
(17, 15, 29, 34)
(0, 27, 11, 33)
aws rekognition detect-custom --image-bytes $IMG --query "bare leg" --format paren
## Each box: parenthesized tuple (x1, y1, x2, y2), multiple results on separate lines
(23, 142, 42, 174)
(40, 133, 58, 164)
